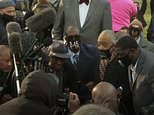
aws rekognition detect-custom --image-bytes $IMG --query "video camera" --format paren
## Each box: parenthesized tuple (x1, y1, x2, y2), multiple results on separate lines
(54, 89, 70, 115)
(56, 92, 69, 109)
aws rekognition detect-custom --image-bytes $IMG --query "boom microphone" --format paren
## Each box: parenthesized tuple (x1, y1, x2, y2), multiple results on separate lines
(21, 31, 36, 54)
(8, 32, 23, 95)
(26, 8, 56, 32)
(6, 21, 34, 54)
(8, 32, 23, 54)
(6, 22, 22, 37)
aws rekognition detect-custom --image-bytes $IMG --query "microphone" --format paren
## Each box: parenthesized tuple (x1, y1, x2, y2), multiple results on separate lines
(6, 22, 22, 37)
(8, 32, 23, 54)
(6, 21, 36, 55)
(21, 31, 37, 55)
(26, 8, 56, 32)
(8, 32, 23, 95)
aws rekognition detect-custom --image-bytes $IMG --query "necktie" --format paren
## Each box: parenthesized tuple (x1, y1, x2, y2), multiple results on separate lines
(73, 54, 79, 64)
(79, 0, 89, 5)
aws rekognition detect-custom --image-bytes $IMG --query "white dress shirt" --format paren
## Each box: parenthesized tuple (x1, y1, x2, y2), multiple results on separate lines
(130, 59, 139, 84)
(136, 36, 141, 44)
(79, 0, 91, 28)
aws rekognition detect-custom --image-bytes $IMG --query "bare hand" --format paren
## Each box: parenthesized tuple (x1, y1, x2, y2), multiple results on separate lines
(68, 92, 80, 113)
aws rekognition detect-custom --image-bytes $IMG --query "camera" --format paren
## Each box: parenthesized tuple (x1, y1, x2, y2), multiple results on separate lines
(56, 92, 69, 108)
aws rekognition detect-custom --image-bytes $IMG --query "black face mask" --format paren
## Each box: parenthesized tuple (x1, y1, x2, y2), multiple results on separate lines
(3, 14, 14, 23)
(99, 49, 111, 59)
(129, 27, 141, 38)
(118, 54, 132, 67)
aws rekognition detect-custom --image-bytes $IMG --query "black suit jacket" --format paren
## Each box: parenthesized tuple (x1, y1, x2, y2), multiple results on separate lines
(63, 44, 100, 103)
(104, 56, 134, 115)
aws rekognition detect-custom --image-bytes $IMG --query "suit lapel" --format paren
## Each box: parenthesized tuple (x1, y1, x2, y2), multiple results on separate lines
(139, 37, 147, 49)
(132, 66, 143, 90)
(132, 51, 145, 90)
(128, 66, 133, 90)
(72, 0, 81, 29)
(82, 0, 96, 29)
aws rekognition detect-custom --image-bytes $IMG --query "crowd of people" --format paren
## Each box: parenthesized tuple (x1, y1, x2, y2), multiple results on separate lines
(0, 0, 154, 115)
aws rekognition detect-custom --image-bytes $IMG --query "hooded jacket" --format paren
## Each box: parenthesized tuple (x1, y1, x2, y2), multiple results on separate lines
(130, 19, 154, 53)
(0, 70, 58, 115)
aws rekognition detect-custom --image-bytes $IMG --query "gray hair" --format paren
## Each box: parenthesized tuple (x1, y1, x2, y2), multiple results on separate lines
(100, 30, 117, 44)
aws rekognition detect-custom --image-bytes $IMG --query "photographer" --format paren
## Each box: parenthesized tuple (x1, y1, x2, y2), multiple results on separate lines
(45, 40, 70, 93)
(0, 70, 59, 115)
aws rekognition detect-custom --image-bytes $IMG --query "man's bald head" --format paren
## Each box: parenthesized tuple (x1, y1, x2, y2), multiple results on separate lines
(92, 82, 119, 112)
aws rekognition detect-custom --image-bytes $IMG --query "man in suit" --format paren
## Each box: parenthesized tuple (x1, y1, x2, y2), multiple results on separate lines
(116, 35, 154, 115)
(63, 26, 100, 104)
(52, 0, 112, 45)
(97, 30, 134, 115)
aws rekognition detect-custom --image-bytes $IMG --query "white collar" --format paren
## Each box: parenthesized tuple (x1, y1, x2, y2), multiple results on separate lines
(136, 36, 141, 44)
(130, 58, 139, 72)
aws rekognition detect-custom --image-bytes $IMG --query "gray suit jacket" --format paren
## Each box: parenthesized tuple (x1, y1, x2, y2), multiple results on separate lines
(53, 0, 112, 45)
(139, 34, 154, 53)
(128, 49, 154, 115)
